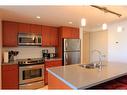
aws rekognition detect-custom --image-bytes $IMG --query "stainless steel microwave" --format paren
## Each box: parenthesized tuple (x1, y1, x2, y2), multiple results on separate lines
(18, 33, 42, 46)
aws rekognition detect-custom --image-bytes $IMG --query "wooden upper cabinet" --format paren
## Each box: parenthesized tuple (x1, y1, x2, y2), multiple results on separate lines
(30, 24, 42, 34)
(18, 23, 30, 33)
(50, 28, 58, 47)
(18, 23, 42, 34)
(42, 26, 58, 47)
(2, 21, 18, 47)
(60, 26, 79, 38)
(72, 28, 79, 38)
(42, 26, 51, 46)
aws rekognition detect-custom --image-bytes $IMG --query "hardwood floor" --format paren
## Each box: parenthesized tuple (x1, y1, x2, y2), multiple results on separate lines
(37, 85, 48, 90)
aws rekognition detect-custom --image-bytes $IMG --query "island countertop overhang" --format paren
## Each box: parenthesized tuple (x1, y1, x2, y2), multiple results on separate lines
(47, 63, 127, 89)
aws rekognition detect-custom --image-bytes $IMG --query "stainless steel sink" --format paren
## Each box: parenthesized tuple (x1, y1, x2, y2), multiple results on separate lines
(79, 63, 103, 69)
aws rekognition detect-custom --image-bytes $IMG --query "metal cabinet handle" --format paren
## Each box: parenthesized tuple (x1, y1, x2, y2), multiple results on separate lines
(65, 40, 68, 50)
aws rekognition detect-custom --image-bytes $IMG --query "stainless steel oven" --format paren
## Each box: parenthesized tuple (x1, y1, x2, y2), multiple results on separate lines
(18, 33, 42, 46)
(19, 64, 44, 89)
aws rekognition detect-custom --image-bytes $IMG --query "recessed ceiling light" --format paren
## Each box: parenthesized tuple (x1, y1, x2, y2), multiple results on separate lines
(102, 23, 107, 30)
(68, 21, 72, 24)
(36, 16, 40, 19)
(117, 26, 123, 32)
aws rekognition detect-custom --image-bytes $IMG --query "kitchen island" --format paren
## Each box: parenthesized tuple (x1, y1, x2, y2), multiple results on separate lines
(47, 63, 127, 89)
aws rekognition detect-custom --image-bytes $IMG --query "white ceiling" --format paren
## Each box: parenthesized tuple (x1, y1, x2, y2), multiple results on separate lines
(0, 6, 127, 30)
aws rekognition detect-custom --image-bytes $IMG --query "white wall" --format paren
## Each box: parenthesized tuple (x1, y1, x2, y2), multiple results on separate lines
(80, 27, 84, 64)
(90, 31, 108, 63)
(108, 20, 127, 63)
(83, 32, 90, 64)
(3, 47, 55, 60)
(0, 19, 2, 89)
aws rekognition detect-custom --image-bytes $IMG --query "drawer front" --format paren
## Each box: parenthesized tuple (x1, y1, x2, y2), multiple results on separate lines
(19, 81, 44, 89)
(45, 60, 62, 68)
(2, 64, 18, 71)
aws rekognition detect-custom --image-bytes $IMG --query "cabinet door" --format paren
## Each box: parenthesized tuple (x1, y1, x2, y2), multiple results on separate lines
(3, 21, 18, 47)
(18, 23, 30, 33)
(42, 26, 58, 47)
(42, 26, 51, 46)
(51, 60, 62, 67)
(60, 27, 79, 38)
(44, 60, 62, 84)
(30, 24, 42, 34)
(57, 28, 62, 58)
(62, 27, 72, 38)
(2, 64, 19, 89)
(72, 28, 79, 38)
(50, 27, 58, 47)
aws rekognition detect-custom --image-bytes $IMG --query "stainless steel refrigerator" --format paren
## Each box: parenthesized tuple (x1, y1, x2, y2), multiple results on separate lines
(62, 38, 81, 65)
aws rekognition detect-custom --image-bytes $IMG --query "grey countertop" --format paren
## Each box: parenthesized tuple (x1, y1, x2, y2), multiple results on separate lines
(2, 58, 62, 65)
(47, 62, 127, 89)
(45, 58, 62, 61)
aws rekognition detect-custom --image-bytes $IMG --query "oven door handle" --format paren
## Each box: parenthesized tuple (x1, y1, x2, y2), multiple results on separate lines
(20, 64, 44, 70)
(26, 66, 34, 68)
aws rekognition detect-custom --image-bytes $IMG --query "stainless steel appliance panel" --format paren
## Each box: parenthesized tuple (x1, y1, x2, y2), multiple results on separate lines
(64, 51, 80, 65)
(19, 81, 44, 89)
(19, 64, 44, 84)
(18, 33, 42, 46)
(64, 39, 81, 52)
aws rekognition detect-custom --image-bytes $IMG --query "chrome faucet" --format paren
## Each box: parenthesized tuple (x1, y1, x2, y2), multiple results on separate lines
(91, 50, 103, 67)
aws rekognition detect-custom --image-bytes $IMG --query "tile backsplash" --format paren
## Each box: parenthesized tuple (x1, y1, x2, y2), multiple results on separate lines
(3, 46, 56, 60)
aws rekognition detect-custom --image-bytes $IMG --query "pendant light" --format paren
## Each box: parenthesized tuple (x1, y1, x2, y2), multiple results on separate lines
(102, 23, 107, 30)
(81, 18, 86, 27)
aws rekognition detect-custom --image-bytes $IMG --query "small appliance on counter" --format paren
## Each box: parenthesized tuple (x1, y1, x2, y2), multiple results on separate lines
(3, 50, 19, 63)
(42, 50, 56, 59)
(3, 51, 9, 63)
(42, 49, 49, 59)
(49, 53, 56, 58)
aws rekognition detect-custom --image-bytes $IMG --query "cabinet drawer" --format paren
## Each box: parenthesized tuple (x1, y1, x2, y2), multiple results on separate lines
(19, 81, 44, 89)
(45, 60, 62, 68)
(2, 64, 18, 71)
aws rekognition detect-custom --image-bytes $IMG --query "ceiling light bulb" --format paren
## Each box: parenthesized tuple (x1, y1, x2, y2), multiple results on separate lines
(102, 23, 107, 30)
(36, 16, 40, 19)
(81, 18, 86, 27)
(117, 26, 122, 32)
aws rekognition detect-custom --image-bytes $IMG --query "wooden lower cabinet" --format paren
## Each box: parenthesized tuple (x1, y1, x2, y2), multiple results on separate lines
(44, 60, 62, 85)
(2, 64, 19, 89)
(48, 72, 72, 89)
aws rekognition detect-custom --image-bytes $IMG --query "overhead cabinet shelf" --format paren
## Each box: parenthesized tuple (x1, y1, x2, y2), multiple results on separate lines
(2, 21, 79, 48)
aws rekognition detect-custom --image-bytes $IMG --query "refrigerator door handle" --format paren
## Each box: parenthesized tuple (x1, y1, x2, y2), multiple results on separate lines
(65, 53, 68, 65)
(65, 40, 68, 51)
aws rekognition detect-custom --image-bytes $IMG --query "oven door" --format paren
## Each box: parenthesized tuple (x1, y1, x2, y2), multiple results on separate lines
(19, 64, 44, 84)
